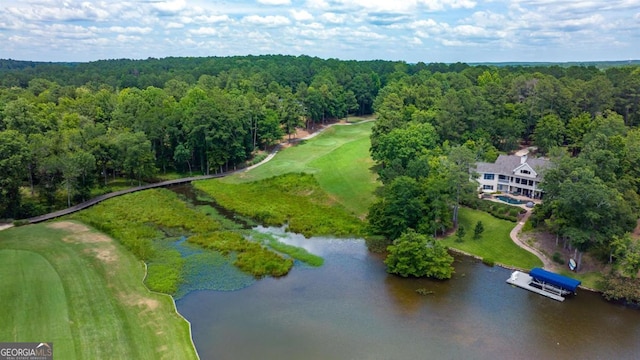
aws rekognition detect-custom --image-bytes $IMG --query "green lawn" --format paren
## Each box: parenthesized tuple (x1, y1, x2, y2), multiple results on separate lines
(226, 121, 378, 217)
(0, 222, 197, 359)
(441, 207, 543, 270)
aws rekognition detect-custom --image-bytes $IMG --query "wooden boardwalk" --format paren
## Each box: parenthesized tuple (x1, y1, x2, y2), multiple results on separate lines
(26, 174, 227, 224)
(21, 119, 373, 225)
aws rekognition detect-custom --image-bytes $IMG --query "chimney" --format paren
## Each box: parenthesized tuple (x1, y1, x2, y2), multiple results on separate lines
(520, 154, 527, 164)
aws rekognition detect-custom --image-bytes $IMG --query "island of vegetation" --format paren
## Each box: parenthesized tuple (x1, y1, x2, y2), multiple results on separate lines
(2, 55, 640, 357)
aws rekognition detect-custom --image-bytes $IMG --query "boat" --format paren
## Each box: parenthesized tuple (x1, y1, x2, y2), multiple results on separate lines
(568, 258, 577, 271)
(506, 268, 581, 302)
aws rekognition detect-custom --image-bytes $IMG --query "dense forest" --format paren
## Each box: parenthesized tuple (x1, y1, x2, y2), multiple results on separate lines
(2, 55, 640, 294)
(364, 60, 640, 298)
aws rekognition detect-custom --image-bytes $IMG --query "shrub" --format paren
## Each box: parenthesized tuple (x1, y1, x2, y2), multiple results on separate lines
(601, 273, 640, 305)
(455, 225, 466, 243)
(473, 221, 484, 240)
(552, 252, 565, 265)
(385, 230, 454, 279)
(12, 219, 29, 227)
(145, 263, 182, 294)
(482, 258, 495, 267)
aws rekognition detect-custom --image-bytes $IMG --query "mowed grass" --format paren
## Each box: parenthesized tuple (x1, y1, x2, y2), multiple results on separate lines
(0, 222, 197, 359)
(441, 207, 543, 269)
(227, 121, 378, 218)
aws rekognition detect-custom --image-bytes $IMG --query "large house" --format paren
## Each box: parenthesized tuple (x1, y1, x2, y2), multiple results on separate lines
(476, 154, 550, 199)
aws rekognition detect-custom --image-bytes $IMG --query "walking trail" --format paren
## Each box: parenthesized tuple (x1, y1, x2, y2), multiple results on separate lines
(510, 210, 554, 269)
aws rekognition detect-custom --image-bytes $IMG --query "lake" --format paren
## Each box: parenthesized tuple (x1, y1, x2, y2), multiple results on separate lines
(176, 227, 640, 360)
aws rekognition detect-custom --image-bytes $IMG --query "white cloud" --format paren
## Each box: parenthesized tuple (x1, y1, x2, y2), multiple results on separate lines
(321, 12, 347, 24)
(165, 22, 185, 29)
(242, 15, 291, 27)
(31, 24, 96, 40)
(0, 0, 638, 63)
(337, 0, 418, 13)
(258, 0, 291, 5)
(331, 0, 477, 13)
(306, 0, 330, 10)
(109, 26, 153, 34)
(7, 1, 111, 22)
(452, 24, 486, 37)
(194, 15, 231, 24)
(190, 27, 218, 36)
(290, 9, 313, 21)
(152, 0, 187, 14)
(115, 34, 142, 42)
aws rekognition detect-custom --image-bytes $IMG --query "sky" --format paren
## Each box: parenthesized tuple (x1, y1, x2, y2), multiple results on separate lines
(0, 0, 639, 63)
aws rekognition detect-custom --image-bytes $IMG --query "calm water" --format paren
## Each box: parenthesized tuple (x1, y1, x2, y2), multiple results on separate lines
(176, 228, 640, 360)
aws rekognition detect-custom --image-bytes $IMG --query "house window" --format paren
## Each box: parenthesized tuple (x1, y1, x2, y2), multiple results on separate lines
(529, 180, 534, 186)
(521, 169, 531, 175)
(499, 175, 508, 180)
(483, 173, 495, 180)
(483, 185, 494, 190)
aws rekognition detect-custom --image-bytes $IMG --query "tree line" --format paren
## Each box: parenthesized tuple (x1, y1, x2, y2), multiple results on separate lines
(0, 55, 393, 218)
(366, 62, 640, 284)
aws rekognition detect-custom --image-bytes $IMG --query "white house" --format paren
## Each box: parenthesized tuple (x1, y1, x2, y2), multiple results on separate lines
(476, 154, 550, 199)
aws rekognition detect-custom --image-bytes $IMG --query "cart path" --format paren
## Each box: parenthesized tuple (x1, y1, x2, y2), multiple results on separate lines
(25, 174, 228, 224)
(18, 119, 375, 225)
(510, 210, 554, 269)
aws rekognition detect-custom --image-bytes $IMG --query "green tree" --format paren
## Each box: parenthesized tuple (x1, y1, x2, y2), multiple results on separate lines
(0, 130, 29, 217)
(455, 225, 466, 243)
(370, 122, 438, 183)
(385, 229, 454, 279)
(114, 131, 156, 185)
(533, 114, 565, 155)
(542, 165, 636, 270)
(367, 176, 424, 240)
(474, 221, 484, 240)
(447, 145, 478, 227)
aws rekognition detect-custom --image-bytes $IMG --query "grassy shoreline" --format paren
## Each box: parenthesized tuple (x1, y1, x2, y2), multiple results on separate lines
(441, 207, 543, 270)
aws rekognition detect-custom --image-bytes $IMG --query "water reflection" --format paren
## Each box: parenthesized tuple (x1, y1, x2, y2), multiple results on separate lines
(176, 227, 640, 360)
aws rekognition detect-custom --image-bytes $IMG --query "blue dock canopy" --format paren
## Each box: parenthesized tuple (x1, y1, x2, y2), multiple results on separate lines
(529, 268, 581, 292)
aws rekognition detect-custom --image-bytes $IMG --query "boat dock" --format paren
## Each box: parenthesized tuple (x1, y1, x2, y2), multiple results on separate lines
(506, 271, 566, 302)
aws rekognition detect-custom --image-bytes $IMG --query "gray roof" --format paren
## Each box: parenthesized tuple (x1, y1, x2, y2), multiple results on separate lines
(476, 155, 550, 180)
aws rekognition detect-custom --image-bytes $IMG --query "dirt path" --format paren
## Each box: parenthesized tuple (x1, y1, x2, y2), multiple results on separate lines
(510, 210, 554, 269)
(0, 223, 13, 231)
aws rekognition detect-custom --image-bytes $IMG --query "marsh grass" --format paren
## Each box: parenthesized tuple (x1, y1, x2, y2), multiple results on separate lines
(70, 188, 293, 293)
(194, 173, 366, 238)
(250, 231, 324, 267)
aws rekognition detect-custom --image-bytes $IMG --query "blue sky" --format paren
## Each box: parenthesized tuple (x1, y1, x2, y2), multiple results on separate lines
(0, 0, 639, 63)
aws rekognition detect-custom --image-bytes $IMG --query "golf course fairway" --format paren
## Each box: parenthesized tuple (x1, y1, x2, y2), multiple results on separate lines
(0, 221, 197, 359)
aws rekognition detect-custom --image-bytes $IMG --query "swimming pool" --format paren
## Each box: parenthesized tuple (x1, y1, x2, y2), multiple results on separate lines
(495, 195, 526, 205)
